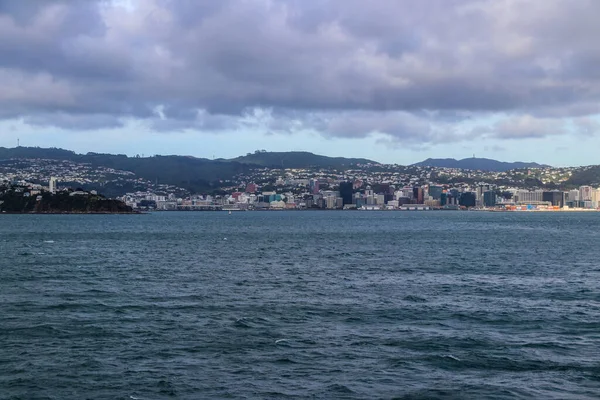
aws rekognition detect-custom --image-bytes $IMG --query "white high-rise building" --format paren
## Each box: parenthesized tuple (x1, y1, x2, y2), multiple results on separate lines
(49, 177, 58, 194)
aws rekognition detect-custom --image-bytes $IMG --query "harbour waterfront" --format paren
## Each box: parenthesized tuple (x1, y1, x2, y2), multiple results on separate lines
(1, 211, 599, 399)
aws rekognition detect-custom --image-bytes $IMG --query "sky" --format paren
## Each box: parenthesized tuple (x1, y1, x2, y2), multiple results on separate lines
(0, 0, 599, 166)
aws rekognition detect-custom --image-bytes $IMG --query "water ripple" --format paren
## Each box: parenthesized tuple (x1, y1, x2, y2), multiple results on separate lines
(1, 211, 600, 399)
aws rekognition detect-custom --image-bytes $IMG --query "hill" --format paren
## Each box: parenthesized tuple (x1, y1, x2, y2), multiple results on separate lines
(0, 146, 79, 161)
(0, 188, 132, 213)
(412, 157, 549, 172)
(0, 147, 376, 194)
(0, 147, 249, 193)
(231, 151, 375, 168)
(564, 166, 600, 188)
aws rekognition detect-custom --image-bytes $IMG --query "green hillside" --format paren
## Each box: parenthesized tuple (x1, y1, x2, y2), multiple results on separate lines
(565, 166, 600, 187)
(0, 147, 249, 192)
(231, 151, 375, 168)
(0, 147, 376, 193)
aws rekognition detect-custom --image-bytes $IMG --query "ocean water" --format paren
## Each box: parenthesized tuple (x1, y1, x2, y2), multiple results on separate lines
(1, 211, 600, 399)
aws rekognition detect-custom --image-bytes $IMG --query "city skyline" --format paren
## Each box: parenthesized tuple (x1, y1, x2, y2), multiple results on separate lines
(1, 1, 600, 166)
(2, 146, 599, 213)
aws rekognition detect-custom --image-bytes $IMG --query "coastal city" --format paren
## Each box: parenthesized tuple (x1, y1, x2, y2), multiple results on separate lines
(119, 180, 600, 212)
(2, 150, 599, 212)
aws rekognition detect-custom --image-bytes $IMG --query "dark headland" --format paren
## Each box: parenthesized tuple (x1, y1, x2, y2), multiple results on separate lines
(0, 185, 134, 214)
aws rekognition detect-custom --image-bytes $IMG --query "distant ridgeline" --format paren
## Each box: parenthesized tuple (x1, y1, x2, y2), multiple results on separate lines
(0, 147, 377, 195)
(0, 185, 133, 213)
(411, 157, 550, 172)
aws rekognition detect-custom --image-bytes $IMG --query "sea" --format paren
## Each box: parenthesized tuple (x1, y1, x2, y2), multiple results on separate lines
(1, 211, 599, 399)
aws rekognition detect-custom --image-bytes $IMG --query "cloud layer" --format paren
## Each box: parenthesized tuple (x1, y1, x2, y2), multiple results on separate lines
(1, 0, 599, 144)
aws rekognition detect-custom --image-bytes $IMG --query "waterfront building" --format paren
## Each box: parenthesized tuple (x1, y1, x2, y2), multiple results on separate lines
(397, 197, 412, 206)
(567, 190, 579, 202)
(339, 181, 353, 205)
(514, 190, 543, 203)
(476, 184, 491, 206)
(542, 191, 565, 207)
(483, 191, 496, 207)
(593, 189, 600, 208)
(428, 185, 443, 200)
(459, 192, 476, 208)
(326, 196, 337, 209)
(424, 199, 440, 207)
(579, 186, 593, 202)
(413, 187, 424, 204)
(440, 192, 447, 206)
(399, 187, 414, 199)
(49, 177, 58, 194)
(270, 200, 286, 209)
(387, 200, 399, 208)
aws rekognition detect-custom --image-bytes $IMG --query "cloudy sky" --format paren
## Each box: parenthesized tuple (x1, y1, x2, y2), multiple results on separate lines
(1, 0, 599, 165)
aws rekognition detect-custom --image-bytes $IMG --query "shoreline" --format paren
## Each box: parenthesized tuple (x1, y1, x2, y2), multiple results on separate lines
(145, 208, 600, 213)
(3, 209, 598, 214)
(0, 211, 144, 215)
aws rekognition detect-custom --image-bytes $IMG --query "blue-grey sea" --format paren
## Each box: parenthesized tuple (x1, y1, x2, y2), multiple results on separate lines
(1, 211, 600, 399)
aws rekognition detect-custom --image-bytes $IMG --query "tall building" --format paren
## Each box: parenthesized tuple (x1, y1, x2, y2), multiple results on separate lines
(49, 177, 57, 194)
(476, 184, 491, 205)
(593, 189, 600, 209)
(428, 185, 443, 200)
(310, 179, 320, 194)
(440, 192, 448, 206)
(339, 181, 353, 205)
(542, 191, 564, 207)
(483, 191, 496, 207)
(326, 195, 337, 209)
(413, 187, 424, 204)
(579, 186, 593, 202)
(459, 192, 476, 208)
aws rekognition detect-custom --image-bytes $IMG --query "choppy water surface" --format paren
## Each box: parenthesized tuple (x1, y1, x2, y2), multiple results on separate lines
(1, 211, 600, 399)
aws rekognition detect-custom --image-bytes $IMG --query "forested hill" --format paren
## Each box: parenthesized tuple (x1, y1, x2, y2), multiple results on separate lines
(0, 147, 247, 193)
(565, 166, 600, 187)
(0, 146, 79, 160)
(0, 147, 376, 193)
(412, 157, 549, 172)
(230, 151, 375, 168)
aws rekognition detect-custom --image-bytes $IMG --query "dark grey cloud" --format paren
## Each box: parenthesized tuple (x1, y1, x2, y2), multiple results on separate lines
(0, 0, 599, 143)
